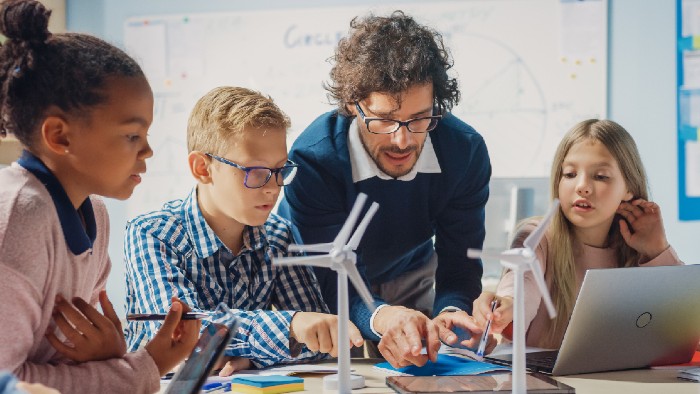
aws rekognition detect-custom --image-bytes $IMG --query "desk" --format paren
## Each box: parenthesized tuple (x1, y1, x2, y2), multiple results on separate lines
(292, 359, 700, 393)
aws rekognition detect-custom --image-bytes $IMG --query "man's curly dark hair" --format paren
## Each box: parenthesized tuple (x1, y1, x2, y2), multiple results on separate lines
(325, 10, 460, 116)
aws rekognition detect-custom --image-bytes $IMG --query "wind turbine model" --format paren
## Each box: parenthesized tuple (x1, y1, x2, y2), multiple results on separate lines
(468, 199, 560, 394)
(274, 193, 378, 393)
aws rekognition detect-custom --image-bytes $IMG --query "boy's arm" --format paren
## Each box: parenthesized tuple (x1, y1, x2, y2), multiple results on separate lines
(125, 220, 320, 368)
(123, 221, 205, 352)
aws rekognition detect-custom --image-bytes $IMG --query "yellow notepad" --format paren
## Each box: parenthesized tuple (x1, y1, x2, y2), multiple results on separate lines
(229, 375, 304, 394)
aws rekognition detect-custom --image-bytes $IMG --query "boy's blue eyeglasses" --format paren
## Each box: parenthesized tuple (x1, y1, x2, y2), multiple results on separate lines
(205, 153, 298, 189)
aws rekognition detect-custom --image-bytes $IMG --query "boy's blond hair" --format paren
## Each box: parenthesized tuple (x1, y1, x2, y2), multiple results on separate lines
(187, 86, 291, 154)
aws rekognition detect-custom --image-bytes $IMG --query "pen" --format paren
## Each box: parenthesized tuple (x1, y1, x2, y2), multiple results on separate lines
(476, 299, 498, 357)
(126, 312, 210, 321)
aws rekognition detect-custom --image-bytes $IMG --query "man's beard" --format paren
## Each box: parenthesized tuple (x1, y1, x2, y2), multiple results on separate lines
(360, 134, 425, 178)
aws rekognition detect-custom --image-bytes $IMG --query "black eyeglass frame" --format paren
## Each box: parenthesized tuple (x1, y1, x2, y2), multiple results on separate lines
(205, 153, 298, 189)
(354, 102, 442, 135)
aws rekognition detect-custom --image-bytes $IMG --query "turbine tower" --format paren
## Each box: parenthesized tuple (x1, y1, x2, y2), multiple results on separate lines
(468, 199, 560, 394)
(274, 193, 378, 393)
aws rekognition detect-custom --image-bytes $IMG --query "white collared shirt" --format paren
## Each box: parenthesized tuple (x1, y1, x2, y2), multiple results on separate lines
(347, 118, 442, 183)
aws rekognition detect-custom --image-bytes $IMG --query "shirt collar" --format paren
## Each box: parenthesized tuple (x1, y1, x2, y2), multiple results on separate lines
(183, 187, 268, 259)
(17, 150, 96, 255)
(347, 117, 441, 183)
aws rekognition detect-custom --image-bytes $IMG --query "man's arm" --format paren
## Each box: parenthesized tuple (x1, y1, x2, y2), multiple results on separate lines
(433, 136, 491, 315)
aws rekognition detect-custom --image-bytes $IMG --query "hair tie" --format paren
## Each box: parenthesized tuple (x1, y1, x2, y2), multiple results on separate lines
(12, 66, 20, 75)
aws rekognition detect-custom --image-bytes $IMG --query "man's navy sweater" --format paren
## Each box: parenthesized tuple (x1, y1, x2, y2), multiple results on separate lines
(278, 110, 491, 340)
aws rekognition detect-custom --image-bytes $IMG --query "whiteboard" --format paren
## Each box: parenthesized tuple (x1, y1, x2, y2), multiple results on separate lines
(123, 0, 607, 219)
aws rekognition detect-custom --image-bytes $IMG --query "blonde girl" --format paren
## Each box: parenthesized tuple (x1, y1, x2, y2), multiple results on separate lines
(474, 119, 681, 349)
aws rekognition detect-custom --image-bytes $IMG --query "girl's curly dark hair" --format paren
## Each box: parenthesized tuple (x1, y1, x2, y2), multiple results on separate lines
(325, 10, 460, 116)
(0, 0, 144, 147)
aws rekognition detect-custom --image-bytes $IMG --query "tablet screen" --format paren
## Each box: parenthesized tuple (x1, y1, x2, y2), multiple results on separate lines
(164, 304, 237, 394)
(386, 374, 575, 393)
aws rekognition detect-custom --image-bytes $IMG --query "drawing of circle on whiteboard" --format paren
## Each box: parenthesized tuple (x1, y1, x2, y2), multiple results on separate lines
(449, 34, 548, 178)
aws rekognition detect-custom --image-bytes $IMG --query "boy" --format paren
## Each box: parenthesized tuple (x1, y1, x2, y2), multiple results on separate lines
(124, 87, 363, 373)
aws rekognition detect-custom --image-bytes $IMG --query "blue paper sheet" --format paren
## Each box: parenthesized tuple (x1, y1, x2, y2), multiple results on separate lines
(374, 354, 510, 376)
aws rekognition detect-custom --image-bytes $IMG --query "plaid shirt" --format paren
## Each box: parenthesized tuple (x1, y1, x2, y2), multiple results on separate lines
(124, 188, 329, 368)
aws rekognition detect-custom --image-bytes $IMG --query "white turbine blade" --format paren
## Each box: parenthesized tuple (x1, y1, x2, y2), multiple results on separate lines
(273, 254, 333, 268)
(288, 243, 333, 253)
(344, 262, 376, 313)
(347, 202, 379, 250)
(523, 199, 560, 251)
(529, 257, 557, 319)
(471, 248, 528, 265)
(333, 193, 368, 251)
(467, 248, 482, 259)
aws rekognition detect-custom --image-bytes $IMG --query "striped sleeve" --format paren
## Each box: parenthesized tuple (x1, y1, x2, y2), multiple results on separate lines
(124, 217, 203, 352)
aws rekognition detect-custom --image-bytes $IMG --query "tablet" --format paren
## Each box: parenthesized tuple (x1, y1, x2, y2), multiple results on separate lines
(164, 303, 238, 394)
(386, 374, 575, 393)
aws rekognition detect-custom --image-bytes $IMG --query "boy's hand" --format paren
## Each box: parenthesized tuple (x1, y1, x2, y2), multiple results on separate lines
(473, 292, 513, 335)
(289, 312, 363, 357)
(216, 356, 252, 376)
(617, 199, 669, 260)
(145, 298, 201, 376)
(46, 291, 126, 362)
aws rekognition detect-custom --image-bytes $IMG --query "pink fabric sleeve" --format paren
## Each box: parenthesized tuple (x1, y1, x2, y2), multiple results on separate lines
(495, 220, 547, 331)
(0, 264, 160, 394)
(640, 246, 683, 267)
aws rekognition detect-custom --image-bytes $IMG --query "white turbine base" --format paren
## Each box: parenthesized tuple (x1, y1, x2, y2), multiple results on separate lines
(323, 373, 366, 390)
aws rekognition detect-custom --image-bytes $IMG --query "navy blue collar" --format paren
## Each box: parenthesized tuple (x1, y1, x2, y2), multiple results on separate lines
(17, 151, 96, 255)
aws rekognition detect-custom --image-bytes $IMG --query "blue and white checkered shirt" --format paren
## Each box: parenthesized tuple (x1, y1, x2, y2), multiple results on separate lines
(124, 188, 330, 368)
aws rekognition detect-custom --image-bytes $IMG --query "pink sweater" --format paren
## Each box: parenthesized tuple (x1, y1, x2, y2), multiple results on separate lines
(0, 163, 159, 393)
(496, 219, 682, 348)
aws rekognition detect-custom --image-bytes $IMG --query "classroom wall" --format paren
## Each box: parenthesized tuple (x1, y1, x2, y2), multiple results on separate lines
(66, 0, 697, 316)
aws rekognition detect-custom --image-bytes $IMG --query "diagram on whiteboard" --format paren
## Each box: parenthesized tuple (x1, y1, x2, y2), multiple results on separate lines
(123, 0, 607, 217)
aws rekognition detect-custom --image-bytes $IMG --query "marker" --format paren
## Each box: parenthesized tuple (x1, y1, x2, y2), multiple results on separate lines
(126, 312, 210, 321)
(476, 299, 498, 357)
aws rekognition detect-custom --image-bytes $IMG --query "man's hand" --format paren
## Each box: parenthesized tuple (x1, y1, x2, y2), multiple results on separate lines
(290, 312, 364, 357)
(46, 291, 127, 362)
(374, 306, 441, 369)
(433, 310, 496, 354)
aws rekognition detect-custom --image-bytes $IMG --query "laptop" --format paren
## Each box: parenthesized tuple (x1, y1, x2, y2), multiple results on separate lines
(486, 264, 700, 375)
(164, 303, 239, 394)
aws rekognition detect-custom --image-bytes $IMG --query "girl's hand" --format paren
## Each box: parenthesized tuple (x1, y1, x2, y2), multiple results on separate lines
(617, 199, 670, 260)
(46, 291, 127, 362)
(472, 292, 513, 335)
(289, 312, 364, 357)
(145, 298, 201, 376)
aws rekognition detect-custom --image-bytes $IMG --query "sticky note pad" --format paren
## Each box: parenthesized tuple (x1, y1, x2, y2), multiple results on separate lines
(229, 375, 304, 394)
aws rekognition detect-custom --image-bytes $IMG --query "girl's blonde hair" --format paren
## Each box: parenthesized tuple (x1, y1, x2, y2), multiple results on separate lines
(525, 119, 649, 348)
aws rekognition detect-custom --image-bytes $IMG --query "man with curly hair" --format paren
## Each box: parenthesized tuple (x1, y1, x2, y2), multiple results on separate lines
(279, 11, 492, 368)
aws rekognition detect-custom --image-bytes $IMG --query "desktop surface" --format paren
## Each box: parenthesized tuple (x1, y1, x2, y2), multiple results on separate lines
(160, 358, 700, 394)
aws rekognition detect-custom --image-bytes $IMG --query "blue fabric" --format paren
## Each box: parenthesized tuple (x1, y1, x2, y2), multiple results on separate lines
(0, 371, 23, 394)
(124, 188, 330, 368)
(278, 110, 490, 340)
(17, 150, 96, 255)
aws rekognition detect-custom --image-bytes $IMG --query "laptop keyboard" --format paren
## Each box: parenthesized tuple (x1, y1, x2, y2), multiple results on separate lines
(485, 350, 559, 374)
(525, 351, 559, 373)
